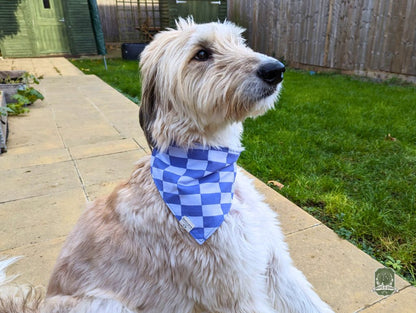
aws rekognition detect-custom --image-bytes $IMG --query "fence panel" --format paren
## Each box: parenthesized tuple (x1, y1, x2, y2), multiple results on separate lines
(97, 0, 164, 43)
(228, 0, 416, 78)
(96, 0, 119, 42)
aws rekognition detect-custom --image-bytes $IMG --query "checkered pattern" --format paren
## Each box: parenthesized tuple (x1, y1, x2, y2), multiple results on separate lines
(151, 145, 242, 244)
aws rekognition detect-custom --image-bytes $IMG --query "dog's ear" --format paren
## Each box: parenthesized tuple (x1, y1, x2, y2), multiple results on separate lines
(139, 58, 157, 150)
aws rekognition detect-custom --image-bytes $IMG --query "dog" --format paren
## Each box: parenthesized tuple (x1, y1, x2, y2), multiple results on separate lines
(0, 18, 334, 313)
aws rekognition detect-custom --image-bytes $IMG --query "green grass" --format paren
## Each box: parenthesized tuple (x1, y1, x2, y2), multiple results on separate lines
(241, 71, 416, 284)
(70, 58, 416, 285)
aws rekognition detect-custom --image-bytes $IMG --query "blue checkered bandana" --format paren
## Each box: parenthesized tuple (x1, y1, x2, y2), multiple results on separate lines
(151, 145, 242, 244)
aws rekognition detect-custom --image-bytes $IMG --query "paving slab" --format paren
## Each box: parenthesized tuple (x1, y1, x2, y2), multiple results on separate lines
(4, 142, 66, 156)
(286, 225, 409, 313)
(84, 94, 137, 111)
(86, 181, 124, 201)
(6, 125, 63, 152)
(52, 109, 110, 129)
(6, 100, 54, 129)
(0, 147, 70, 169)
(83, 93, 139, 112)
(75, 149, 148, 187)
(8, 114, 56, 134)
(134, 135, 152, 152)
(5, 100, 64, 152)
(250, 173, 322, 235)
(58, 123, 123, 147)
(4, 237, 67, 286)
(0, 161, 81, 203)
(0, 189, 86, 251)
(359, 286, 416, 313)
(0, 57, 83, 78)
(69, 138, 140, 160)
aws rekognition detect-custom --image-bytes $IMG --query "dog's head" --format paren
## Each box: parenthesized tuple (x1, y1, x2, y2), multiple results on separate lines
(139, 18, 285, 151)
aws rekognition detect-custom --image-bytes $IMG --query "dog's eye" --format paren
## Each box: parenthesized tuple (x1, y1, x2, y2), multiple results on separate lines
(194, 49, 211, 61)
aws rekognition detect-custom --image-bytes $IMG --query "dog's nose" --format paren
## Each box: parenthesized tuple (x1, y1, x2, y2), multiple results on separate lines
(257, 60, 285, 85)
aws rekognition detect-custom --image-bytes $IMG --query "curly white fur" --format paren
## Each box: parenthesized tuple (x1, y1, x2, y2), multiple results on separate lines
(0, 18, 333, 313)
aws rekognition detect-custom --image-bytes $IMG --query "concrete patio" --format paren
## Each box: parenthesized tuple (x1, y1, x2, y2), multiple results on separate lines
(0, 57, 414, 312)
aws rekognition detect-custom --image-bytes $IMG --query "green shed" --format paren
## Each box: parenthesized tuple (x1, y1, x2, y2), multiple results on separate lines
(0, 0, 98, 57)
(166, 0, 227, 27)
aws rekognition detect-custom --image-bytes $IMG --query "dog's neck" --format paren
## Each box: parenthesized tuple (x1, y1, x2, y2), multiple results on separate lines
(201, 122, 244, 150)
(152, 119, 244, 152)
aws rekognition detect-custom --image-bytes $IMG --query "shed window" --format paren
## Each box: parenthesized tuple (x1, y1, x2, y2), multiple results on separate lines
(43, 0, 51, 9)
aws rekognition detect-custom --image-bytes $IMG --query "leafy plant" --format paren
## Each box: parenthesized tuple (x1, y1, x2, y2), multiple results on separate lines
(0, 74, 23, 85)
(16, 86, 44, 103)
(7, 102, 29, 115)
(335, 227, 353, 240)
(408, 267, 416, 286)
(0, 71, 41, 85)
(6, 73, 44, 115)
(385, 256, 403, 272)
(0, 106, 13, 116)
(20, 72, 42, 85)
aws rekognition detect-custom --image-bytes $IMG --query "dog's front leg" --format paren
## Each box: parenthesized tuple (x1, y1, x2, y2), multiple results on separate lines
(265, 240, 334, 313)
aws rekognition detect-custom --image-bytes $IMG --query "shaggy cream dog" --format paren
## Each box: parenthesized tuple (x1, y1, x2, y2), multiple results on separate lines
(0, 19, 334, 313)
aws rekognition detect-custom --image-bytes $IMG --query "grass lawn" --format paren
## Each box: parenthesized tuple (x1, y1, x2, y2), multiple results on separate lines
(70, 58, 416, 285)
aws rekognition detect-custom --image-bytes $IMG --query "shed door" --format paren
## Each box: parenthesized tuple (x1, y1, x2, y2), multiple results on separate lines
(30, 0, 70, 55)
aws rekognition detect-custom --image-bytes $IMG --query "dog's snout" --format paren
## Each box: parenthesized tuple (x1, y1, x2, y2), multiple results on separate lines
(257, 61, 285, 85)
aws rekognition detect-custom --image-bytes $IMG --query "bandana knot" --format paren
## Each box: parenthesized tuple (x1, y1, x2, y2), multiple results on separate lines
(150, 145, 242, 244)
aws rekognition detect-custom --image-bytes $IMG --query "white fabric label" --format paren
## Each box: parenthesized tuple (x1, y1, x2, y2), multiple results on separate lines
(179, 216, 194, 232)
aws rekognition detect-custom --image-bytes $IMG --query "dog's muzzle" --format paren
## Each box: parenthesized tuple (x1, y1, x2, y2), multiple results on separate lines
(257, 60, 286, 85)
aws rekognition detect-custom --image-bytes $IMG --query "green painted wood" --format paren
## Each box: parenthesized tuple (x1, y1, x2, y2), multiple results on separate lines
(0, 0, 36, 57)
(0, 0, 97, 57)
(63, 0, 97, 55)
(29, 0, 71, 54)
(167, 0, 227, 27)
(160, 0, 171, 30)
(0, 1, 20, 41)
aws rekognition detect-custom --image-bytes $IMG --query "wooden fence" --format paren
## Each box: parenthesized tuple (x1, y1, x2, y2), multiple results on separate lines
(228, 0, 416, 80)
(96, 0, 119, 43)
(97, 0, 165, 43)
(96, 0, 226, 43)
